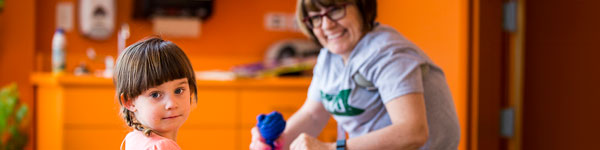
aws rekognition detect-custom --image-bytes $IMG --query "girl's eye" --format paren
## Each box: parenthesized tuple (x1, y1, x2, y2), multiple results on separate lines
(150, 92, 161, 98)
(175, 88, 184, 94)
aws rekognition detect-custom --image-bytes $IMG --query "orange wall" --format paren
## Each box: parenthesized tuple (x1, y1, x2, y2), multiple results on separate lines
(379, 0, 468, 149)
(0, 0, 36, 149)
(35, 0, 306, 72)
(0, 0, 35, 104)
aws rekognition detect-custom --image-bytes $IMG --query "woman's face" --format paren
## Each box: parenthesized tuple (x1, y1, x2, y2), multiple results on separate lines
(308, 4, 364, 59)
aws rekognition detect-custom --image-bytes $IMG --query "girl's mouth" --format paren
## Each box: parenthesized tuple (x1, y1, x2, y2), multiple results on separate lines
(162, 115, 182, 120)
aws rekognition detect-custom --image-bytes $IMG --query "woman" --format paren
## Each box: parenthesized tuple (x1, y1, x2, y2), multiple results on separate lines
(250, 0, 460, 149)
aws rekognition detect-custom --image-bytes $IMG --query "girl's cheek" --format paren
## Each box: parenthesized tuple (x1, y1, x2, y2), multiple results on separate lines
(150, 107, 163, 120)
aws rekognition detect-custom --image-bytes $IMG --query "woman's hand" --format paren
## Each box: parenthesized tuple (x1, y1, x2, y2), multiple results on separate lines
(289, 133, 335, 150)
(250, 126, 284, 150)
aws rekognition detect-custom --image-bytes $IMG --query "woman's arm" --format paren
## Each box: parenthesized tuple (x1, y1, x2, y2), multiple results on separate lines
(281, 99, 331, 149)
(346, 92, 429, 149)
(290, 93, 429, 150)
(250, 99, 331, 150)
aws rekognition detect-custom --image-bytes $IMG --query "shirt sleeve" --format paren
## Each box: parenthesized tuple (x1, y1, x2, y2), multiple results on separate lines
(372, 48, 425, 103)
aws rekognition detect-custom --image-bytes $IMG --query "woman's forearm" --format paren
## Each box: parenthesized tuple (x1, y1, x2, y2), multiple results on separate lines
(346, 123, 429, 150)
(282, 100, 331, 149)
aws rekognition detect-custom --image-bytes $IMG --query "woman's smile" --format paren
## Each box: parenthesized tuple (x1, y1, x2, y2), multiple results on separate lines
(326, 29, 347, 40)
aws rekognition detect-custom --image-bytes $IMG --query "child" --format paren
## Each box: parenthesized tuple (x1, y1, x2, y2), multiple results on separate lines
(113, 37, 198, 150)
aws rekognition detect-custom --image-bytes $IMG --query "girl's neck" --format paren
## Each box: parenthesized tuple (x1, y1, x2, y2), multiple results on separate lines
(154, 130, 178, 142)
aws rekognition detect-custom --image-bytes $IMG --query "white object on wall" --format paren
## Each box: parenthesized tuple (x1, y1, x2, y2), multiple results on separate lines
(264, 12, 300, 32)
(56, 2, 74, 32)
(78, 0, 115, 40)
(265, 13, 287, 31)
(152, 16, 201, 38)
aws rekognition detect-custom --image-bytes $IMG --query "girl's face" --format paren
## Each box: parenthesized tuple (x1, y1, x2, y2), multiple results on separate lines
(309, 4, 364, 60)
(129, 78, 191, 136)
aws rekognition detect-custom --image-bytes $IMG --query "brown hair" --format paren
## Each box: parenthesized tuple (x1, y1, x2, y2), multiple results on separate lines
(113, 37, 197, 136)
(295, 0, 377, 42)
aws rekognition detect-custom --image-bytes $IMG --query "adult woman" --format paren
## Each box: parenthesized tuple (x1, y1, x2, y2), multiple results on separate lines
(250, 0, 460, 149)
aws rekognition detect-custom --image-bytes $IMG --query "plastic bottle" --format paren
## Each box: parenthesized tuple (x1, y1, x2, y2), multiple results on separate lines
(52, 28, 66, 74)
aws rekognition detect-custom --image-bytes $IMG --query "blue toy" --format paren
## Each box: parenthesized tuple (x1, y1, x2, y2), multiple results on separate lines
(256, 111, 286, 149)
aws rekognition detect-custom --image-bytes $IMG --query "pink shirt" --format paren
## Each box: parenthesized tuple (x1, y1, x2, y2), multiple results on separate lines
(121, 130, 181, 150)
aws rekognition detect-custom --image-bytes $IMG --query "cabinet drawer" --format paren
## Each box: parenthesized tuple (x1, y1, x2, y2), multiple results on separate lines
(63, 86, 122, 126)
(186, 88, 237, 125)
(177, 128, 237, 150)
(64, 128, 129, 150)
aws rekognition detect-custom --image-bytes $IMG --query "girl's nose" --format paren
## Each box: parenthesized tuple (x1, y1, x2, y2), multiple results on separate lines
(165, 94, 179, 110)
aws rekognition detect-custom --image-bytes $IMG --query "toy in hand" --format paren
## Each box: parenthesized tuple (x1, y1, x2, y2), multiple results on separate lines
(256, 111, 286, 149)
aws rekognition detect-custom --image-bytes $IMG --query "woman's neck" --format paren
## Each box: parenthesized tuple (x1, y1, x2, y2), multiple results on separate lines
(342, 55, 349, 65)
(341, 31, 367, 65)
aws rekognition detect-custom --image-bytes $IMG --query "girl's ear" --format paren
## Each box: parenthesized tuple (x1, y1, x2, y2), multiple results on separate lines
(120, 93, 137, 112)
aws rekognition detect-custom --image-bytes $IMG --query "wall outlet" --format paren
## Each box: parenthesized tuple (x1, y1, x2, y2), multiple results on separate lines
(265, 12, 287, 31)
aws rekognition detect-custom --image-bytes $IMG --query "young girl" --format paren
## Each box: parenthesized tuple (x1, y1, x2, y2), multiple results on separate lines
(113, 37, 198, 150)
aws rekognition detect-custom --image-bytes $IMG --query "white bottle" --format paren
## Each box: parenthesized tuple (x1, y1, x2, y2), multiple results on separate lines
(52, 28, 66, 74)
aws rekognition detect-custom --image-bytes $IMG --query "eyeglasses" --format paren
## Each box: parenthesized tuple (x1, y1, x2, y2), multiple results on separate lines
(303, 4, 348, 29)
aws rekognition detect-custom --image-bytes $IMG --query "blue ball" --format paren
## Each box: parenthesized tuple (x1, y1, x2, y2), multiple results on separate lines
(257, 111, 286, 149)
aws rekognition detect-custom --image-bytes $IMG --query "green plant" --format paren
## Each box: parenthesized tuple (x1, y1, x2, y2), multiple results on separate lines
(0, 83, 28, 150)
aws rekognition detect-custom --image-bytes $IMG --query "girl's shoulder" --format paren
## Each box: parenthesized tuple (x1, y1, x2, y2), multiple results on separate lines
(124, 130, 181, 150)
(149, 139, 181, 150)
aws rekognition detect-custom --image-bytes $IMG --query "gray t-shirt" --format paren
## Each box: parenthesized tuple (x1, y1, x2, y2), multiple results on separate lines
(307, 24, 460, 149)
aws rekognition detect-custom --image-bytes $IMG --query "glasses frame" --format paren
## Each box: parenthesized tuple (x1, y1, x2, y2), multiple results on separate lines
(303, 3, 348, 29)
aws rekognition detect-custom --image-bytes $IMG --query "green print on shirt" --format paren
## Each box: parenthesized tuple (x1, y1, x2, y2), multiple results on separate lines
(321, 89, 365, 116)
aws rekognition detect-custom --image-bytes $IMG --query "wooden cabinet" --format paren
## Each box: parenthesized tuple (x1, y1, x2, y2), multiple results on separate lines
(31, 73, 336, 150)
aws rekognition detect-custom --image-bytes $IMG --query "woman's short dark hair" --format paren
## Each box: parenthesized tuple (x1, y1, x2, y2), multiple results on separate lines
(295, 0, 377, 41)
